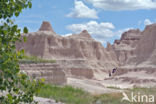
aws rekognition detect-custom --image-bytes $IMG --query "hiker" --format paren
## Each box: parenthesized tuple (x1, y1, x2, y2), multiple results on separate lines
(109, 71, 111, 77)
(112, 67, 117, 74)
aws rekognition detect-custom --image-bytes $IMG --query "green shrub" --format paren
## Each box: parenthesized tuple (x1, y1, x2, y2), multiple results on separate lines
(0, 0, 43, 103)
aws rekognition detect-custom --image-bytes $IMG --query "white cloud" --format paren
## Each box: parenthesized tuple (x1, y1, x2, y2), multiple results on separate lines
(66, 21, 116, 43)
(85, 0, 156, 11)
(66, 21, 132, 44)
(144, 19, 152, 25)
(62, 33, 72, 37)
(67, 0, 98, 19)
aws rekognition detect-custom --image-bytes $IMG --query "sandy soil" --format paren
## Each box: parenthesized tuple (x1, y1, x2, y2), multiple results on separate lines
(67, 69, 156, 94)
(34, 97, 64, 104)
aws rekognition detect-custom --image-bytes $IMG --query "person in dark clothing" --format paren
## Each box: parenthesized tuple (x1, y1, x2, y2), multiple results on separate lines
(112, 67, 117, 73)
(109, 71, 111, 77)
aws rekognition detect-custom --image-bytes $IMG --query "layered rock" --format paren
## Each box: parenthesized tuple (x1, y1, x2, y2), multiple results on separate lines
(112, 23, 156, 68)
(125, 24, 156, 68)
(112, 29, 142, 65)
(20, 63, 66, 85)
(16, 21, 156, 90)
(16, 21, 118, 82)
(17, 21, 118, 67)
(68, 30, 92, 39)
(39, 21, 56, 33)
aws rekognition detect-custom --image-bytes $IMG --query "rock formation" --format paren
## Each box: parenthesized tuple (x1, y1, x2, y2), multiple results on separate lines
(16, 21, 118, 83)
(20, 63, 67, 85)
(112, 24, 156, 68)
(124, 24, 156, 68)
(17, 21, 156, 89)
(17, 25, 118, 64)
(39, 21, 56, 33)
(112, 29, 142, 65)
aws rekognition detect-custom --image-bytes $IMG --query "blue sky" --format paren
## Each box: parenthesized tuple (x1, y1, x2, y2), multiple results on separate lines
(15, 0, 156, 46)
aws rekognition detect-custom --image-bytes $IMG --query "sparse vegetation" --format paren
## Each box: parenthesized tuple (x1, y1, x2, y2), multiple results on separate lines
(20, 55, 56, 64)
(37, 84, 94, 104)
(37, 84, 156, 104)
(131, 87, 156, 99)
(107, 86, 121, 90)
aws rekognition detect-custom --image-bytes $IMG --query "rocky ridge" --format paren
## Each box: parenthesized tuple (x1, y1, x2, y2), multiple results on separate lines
(112, 29, 142, 65)
(17, 21, 118, 81)
(16, 21, 156, 94)
(113, 24, 156, 68)
(125, 24, 156, 68)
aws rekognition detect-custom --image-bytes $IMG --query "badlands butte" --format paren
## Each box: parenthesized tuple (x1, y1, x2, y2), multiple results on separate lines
(17, 21, 156, 94)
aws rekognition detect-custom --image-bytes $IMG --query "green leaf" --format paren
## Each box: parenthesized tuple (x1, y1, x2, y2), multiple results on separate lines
(28, 2, 32, 8)
(0, 0, 43, 103)
(15, 12, 19, 17)
(7, 94, 13, 100)
(23, 27, 28, 33)
(23, 36, 27, 42)
(20, 49, 25, 54)
(6, 19, 10, 23)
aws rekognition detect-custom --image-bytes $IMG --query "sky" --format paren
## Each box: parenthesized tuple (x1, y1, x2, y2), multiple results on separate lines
(15, 0, 156, 46)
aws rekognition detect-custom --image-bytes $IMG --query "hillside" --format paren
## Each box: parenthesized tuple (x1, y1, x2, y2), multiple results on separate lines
(16, 21, 156, 93)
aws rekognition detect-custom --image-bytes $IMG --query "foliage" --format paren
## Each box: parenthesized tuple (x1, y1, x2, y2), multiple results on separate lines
(37, 84, 94, 104)
(38, 84, 156, 104)
(0, 0, 43, 104)
(0, 0, 32, 19)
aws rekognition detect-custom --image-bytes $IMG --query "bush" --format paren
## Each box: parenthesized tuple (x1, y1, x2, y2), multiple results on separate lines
(0, 0, 43, 103)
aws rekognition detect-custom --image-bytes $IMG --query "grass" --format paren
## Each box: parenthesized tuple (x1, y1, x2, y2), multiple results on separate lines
(37, 84, 156, 104)
(37, 84, 94, 104)
(19, 55, 56, 64)
(107, 86, 121, 90)
(132, 87, 156, 94)
(92, 93, 123, 104)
